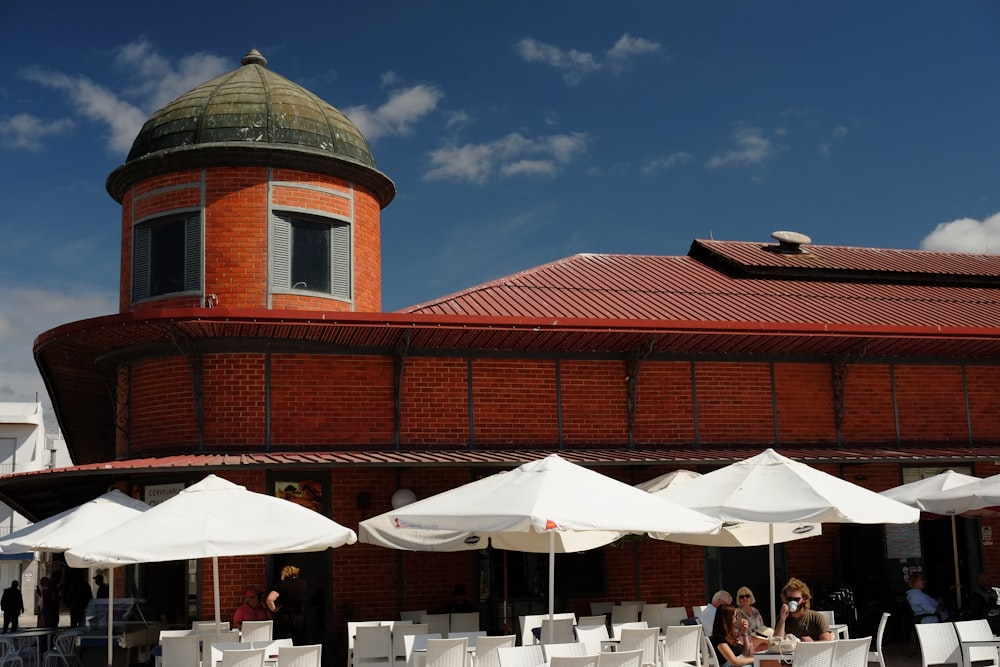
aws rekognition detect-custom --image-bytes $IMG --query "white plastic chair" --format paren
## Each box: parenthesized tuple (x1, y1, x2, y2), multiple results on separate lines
(658, 608, 690, 630)
(578, 616, 608, 629)
(914, 623, 962, 667)
(158, 629, 195, 640)
(0, 637, 24, 667)
(789, 641, 835, 667)
(543, 643, 588, 660)
(590, 603, 614, 617)
(619, 628, 659, 667)
(540, 619, 576, 646)
(954, 619, 1000, 667)
(41, 630, 83, 667)
(833, 637, 871, 667)
(355, 625, 394, 667)
(402, 611, 429, 623)
(867, 612, 890, 667)
(240, 621, 273, 643)
(611, 622, 647, 642)
(497, 645, 545, 667)
(221, 648, 265, 667)
(348, 621, 383, 667)
(661, 625, 701, 667)
(425, 638, 468, 667)
(195, 621, 233, 634)
(450, 613, 480, 633)
(575, 626, 610, 656)
(202, 632, 242, 667)
(277, 644, 322, 667)
(475, 636, 516, 667)
(550, 657, 599, 667)
(162, 634, 201, 667)
(394, 623, 430, 667)
(611, 606, 640, 626)
(211, 642, 252, 667)
(422, 614, 452, 638)
(405, 634, 443, 667)
(641, 604, 666, 629)
(446, 632, 485, 649)
(597, 649, 643, 667)
(699, 636, 718, 667)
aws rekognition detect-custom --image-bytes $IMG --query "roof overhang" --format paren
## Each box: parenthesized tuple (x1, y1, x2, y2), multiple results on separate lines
(5, 446, 1000, 521)
(34, 308, 1000, 466)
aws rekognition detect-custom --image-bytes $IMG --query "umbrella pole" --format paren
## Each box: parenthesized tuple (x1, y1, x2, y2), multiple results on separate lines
(107, 568, 114, 667)
(503, 550, 509, 635)
(769, 524, 776, 626)
(548, 531, 555, 645)
(213, 556, 222, 636)
(952, 516, 962, 609)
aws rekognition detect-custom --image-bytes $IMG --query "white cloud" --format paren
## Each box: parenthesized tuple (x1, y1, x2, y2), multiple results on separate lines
(705, 127, 773, 169)
(920, 212, 1000, 253)
(641, 151, 694, 174)
(819, 124, 849, 156)
(446, 110, 472, 129)
(343, 84, 443, 143)
(515, 33, 660, 85)
(19, 40, 229, 155)
(0, 284, 117, 407)
(0, 113, 75, 150)
(424, 131, 589, 183)
(380, 71, 400, 88)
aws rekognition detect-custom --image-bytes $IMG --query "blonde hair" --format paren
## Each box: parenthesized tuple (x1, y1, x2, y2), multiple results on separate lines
(281, 565, 300, 580)
(736, 586, 755, 605)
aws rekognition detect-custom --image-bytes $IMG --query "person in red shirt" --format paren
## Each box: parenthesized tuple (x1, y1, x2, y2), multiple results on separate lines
(233, 588, 269, 629)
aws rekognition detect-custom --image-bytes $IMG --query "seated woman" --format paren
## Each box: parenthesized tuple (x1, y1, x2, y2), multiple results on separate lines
(711, 604, 755, 667)
(735, 586, 769, 651)
(907, 572, 949, 623)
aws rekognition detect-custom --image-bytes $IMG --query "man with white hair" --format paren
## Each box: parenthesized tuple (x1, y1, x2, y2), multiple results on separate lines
(699, 589, 733, 635)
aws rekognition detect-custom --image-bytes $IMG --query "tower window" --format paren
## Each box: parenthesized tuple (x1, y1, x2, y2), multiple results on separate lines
(271, 212, 350, 300)
(132, 213, 201, 301)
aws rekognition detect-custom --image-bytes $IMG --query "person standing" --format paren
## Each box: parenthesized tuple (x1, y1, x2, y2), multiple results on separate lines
(93, 573, 110, 599)
(266, 566, 307, 644)
(67, 573, 93, 628)
(1, 581, 24, 633)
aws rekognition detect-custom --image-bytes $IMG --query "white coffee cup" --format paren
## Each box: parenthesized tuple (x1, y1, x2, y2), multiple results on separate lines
(788, 600, 799, 612)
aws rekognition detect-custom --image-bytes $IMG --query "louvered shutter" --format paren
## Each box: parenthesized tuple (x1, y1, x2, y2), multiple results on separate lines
(183, 213, 201, 292)
(331, 223, 351, 299)
(133, 225, 150, 301)
(272, 213, 292, 290)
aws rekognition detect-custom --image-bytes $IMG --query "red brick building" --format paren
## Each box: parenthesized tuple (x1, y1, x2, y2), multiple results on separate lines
(3, 50, 1000, 655)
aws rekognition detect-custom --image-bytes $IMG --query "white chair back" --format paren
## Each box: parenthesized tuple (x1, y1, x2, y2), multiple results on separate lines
(953, 620, 999, 666)
(425, 638, 468, 667)
(867, 612, 890, 667)
(401, 611, 428, 623)
(446, 632, 485, 649)
(212, 642, 252, 667)
(194, 621, 233, 634)
(699, 635, 719, 667)
(421, 614, 451, 638)
(550, 657, 599, 667)
(161, 634, 201, 667)
(914, 623, 961, 667)
(540, 618, 576, 645)
(657, 608, 690, 629)
(611, 622, 647, 641)
(789, 641, 835, 667)
(450, 613, 480, 633)
(590, 602, 614, 617)
(575, 625, 609, 656)
(203, 632, 242, 667)
(662, 625, 702, 667)
(619, 628, 659, 667)
(348, 621, 383, 667)
(577, 616, 607, 628)
(497, 645, 544, 667)
(277, 644, 322, 667)
(543, 643, 588, 660)
(611, 605, 640, 626)
(597, 649, 643, 667)
(158, 629, 194, 640)
(240, 620, 273, 644)
(355, 625, 393, 667)
(832, 637, 871, 667)
(474, 636, 516, 667)
(394, 624, 429, 667)
(221, 648, 265, 667)
(641, 604, 666, 628)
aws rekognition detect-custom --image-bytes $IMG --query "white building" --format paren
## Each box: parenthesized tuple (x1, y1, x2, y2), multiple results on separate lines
(0, 402, 73, 614)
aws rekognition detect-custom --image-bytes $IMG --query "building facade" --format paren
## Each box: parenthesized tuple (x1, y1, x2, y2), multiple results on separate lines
(2, 49, 1000, 658)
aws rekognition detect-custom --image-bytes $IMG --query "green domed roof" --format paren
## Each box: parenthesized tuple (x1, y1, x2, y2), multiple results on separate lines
(108, 50, 394, 206)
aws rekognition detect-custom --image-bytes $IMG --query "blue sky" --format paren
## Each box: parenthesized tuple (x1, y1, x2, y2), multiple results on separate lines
(1, 1, 999, 414)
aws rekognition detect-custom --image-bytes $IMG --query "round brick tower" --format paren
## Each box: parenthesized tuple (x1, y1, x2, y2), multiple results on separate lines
(106, 49, 394, 314)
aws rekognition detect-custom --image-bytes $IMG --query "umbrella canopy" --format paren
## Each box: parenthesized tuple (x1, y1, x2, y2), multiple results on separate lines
(638, 470, 822, 547)
(361, 454, 721, 640)
(917, 473, 1000, 516)
(65, 474, 357, 637)
(880, 470, 981, 608)
(0, 489, 149, 554)
(652, 448, 919, 622)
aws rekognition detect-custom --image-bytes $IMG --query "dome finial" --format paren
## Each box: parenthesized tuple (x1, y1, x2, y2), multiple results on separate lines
(241, 49, 267, 67)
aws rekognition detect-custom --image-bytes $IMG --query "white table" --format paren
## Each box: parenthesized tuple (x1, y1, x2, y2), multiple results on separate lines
(752, 649, 793, 665)
(829, 623, 849, 639)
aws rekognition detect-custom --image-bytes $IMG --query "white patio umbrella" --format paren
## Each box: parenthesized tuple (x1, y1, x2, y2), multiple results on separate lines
(651, 449, 919, 623)
(360, 454, 721, 642)
(65, 475, 357, 647)
(918, 473, 1000, 516)
(880, 470, 981, 608)
(638, 470, 823, 547)
(0, 489, 151, 667)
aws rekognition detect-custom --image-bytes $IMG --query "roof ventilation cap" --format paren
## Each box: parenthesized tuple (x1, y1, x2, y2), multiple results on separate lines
(770, 230, 812, 254)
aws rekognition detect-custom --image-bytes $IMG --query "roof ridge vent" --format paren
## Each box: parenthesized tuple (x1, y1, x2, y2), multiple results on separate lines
(769, 230, 812, 254)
